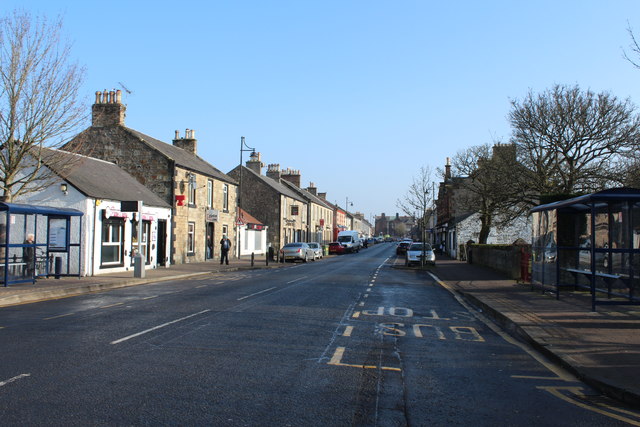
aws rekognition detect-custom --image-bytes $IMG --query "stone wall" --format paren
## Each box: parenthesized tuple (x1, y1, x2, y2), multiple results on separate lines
(467, 244, 531, 280)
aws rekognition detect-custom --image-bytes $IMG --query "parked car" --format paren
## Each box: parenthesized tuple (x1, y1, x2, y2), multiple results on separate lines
(328, 242, 345, 255)
(405, 242, 436, 266)
(280, 242, 315, 262)
(307, 242, 323, 260)
(396, 240, 412, 255)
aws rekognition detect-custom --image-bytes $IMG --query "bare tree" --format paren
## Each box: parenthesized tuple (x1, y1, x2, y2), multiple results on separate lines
(508, 84, 640, 201)
(397, 166, 434, 265)
(450, 143, 526, 244)
(0, 11, 86, 202)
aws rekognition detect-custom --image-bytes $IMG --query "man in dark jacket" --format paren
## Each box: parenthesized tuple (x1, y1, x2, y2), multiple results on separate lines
(220, 235, 231, 265)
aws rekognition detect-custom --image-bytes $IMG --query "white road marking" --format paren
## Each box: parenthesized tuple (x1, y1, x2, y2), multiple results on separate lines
(237, 287, 277, 301)
(110, 309, 211, 345)
(286, 276, 308, 284)
(0, 373, 30, 387)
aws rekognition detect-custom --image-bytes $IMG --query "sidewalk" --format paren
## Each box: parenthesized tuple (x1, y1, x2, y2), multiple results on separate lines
(1, 253, 639, 407)
(427, 257, 640, 408)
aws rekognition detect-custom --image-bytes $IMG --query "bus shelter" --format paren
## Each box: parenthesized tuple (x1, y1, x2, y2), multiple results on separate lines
(0, 202, 83, 286)
(530, 188, 640, 311)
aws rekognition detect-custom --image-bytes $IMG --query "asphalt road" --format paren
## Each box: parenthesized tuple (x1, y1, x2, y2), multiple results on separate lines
(0, 243, 634, 426)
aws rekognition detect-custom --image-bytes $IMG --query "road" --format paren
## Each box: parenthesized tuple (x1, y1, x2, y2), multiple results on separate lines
(0, 243, 636, 426)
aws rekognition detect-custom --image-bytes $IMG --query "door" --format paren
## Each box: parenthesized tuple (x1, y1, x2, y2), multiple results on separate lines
(157, 220, 167, 267)
(206, 222, 215, 260)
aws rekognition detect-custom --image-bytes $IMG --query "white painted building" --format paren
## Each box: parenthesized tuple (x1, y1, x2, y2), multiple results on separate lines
(18, 149, 172, 276)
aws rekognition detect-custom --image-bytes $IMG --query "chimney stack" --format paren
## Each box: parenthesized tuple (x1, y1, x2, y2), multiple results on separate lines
(318, 192, 327, 200)
(445, 157, 452, 180)
(172, 128, 197, 155)
(92, 89, 126, 127)
(306, 182, 317, 196)
(246, 151, 263, 175)
(281, 168, 301, 188)
(266, 164, 281, 181)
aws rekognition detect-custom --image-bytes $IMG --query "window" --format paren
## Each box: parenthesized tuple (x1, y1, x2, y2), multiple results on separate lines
(101, 217, 124, 266)
(207, 180, 213, 208)
(131, 219, 151, 264)
(222, 225, 229, 239)
(188, 222, 195, 254)
(188, 174, 197, 206)
(223, 184, 229, 211)
(291, 206, 299, 216)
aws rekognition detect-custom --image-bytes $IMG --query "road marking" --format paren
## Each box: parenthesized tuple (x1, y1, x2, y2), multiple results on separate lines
(237, 287, 277, 301)
(142, 295, 158, 300)
(100, 302, 123, 309)
(286, 276, 308, 284)
(328, 347, 401, 372)
(358, 302, 365, 307)
(43, 313, 75, 320)
(538, 386, 640, 425)
(428, 271, 576, 382)
(352, 311, 361, 318)
(0, 373, 30, 387)
(110, 309, 211, 345)
(343, 326, 354, 337)
(195, 285, 207, 288)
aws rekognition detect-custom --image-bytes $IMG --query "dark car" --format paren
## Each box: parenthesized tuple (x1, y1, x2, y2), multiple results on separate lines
(396, 240, 412, 255)
(328, 242, 345, 255)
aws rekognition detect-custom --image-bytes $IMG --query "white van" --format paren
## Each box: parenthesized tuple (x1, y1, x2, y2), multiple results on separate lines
(337, 230, 362, 253)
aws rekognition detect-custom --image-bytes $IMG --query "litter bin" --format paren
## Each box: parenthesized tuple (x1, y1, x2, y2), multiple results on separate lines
(323, 245, 328, 256)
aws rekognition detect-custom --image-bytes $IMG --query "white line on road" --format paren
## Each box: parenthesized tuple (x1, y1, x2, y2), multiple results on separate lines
(237, 287, 277, 301)
(286, 276, 308, 284)
(110, 309, 211, 345)
(0, 373, 30, 387)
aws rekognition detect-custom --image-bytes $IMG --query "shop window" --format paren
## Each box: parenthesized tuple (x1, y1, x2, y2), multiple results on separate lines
(101, 217, 124, 267)
(131, 219, 151, 264)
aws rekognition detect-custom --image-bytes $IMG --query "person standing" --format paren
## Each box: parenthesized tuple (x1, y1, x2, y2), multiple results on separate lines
(23, 233, 35, 278)
(220, 235, 231, 265)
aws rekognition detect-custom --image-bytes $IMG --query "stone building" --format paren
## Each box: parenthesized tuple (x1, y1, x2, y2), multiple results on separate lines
(279, 175, 334, 245)
(228, 154, 308, 253)
(435, 156, 531, 259)
(64, 89, 238, 265)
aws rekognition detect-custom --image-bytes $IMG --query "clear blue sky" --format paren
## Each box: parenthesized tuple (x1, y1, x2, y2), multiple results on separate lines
(4, 1, 640, 221)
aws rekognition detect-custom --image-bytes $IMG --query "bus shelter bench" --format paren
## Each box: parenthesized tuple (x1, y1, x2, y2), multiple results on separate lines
(562, 267, 621, 298)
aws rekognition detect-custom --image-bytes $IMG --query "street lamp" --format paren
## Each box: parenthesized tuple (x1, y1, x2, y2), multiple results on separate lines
(238, 136, 255, 258)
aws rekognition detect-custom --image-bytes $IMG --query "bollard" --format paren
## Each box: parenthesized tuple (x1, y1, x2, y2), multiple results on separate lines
(266, 252, 269, 266)
(251, 252, 255, 267)
(54, 257, 62, 279)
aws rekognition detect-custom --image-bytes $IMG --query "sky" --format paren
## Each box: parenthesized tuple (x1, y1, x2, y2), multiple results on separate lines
(3, 1, 640, 222)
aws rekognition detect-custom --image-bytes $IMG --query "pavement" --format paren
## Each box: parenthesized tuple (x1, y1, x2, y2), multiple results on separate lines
(1, 250, 639, 408)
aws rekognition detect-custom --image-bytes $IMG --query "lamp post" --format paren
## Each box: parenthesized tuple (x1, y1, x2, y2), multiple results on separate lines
(238, 136, 255, 258)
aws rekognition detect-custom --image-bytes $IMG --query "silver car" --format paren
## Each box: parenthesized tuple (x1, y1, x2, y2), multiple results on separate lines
(307, 242, 323, 260)
(405, 242, 436, 266)
(280, 242, 315, 263)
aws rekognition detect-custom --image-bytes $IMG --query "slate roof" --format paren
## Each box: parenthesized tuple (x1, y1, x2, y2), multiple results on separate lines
(41, 149, 170, 208)
(235, 166, 306, 203)
(280, 179, 333, 209)
(124, 128, 238, 185)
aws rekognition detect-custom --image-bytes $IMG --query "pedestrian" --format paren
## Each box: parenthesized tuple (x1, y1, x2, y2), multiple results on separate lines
(23, 233, 35, 278)
(220, 234, 231, 265)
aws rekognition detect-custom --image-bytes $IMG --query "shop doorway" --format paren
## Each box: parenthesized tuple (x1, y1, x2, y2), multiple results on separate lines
(157, 219, 167, 266)
(206, 222, 215, 260)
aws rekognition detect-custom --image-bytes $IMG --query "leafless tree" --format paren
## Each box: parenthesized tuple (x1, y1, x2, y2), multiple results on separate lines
(508, 84, 640, 201)
(0, 11, 86, 202)
(397, 166, 434, 265)
(451, 143, 527, 244)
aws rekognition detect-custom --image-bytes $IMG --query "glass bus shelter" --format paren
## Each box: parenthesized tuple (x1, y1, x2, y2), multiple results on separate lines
(530, 188, 640, 311)
(0, 202, 83, 286)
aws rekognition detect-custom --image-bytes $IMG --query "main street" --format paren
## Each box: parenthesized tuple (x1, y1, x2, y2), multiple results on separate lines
(0, 243, 635, 425)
